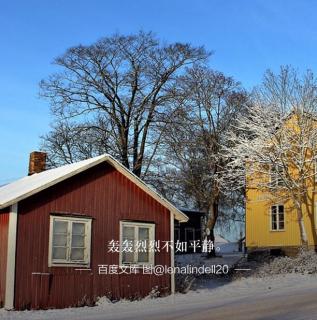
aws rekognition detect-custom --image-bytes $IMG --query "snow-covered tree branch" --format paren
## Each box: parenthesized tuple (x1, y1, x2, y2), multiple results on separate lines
(223, 66, 317, 247)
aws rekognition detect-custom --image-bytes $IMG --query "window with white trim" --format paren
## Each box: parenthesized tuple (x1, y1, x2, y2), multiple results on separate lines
(120, 221, 155, 266)
(271, 205, 285, 231)
(49, 215, 92, 266)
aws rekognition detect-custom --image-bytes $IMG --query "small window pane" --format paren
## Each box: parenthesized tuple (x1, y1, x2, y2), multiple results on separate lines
(72, 234, 85, 247)
(138, 228, 149, 263)
(123, 226, 135, 240)
(278, 205, 284, 213)
(53, 234, 67, 246)
(279, 213, 284, 222)
(73, 222, 85, 235)
(139, 227, 149, 241)
(138, 251, 149, 263)
(122, 239, 134, 252)
(71, 248, 85, 260)
(272, 222, 277, 230)
(279, 221, 284, 230)
(272, 206, 277, 215)
(54, 221, 68, 234)
(122, 251, 134, 264)
(53, 247, 67, 260)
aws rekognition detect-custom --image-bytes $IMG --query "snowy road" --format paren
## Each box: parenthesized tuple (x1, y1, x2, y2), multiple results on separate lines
(1, 274, 317, 320)
(107, 286, 317, 320)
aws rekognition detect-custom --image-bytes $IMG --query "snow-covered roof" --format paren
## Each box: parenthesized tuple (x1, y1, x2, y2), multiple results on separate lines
(0, 154, 188, 222)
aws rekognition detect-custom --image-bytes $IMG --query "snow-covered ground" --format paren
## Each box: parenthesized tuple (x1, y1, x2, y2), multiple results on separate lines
(175, 241, 244, 272)
(2, 247, 317, 320)
(1, 274, 317, 320)
(175, 252, 245, 286)
(174, 249, 244, 293)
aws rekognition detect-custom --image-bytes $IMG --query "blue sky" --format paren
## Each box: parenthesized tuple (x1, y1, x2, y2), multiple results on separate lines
(1, 0, 317, 183)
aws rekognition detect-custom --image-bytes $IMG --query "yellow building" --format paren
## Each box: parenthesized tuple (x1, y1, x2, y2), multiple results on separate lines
(246, 113, 317, 254)
(246, 188, 317, 254)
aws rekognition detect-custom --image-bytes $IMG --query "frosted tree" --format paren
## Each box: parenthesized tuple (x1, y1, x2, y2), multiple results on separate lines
(223, 66, 317, 247)
(149, 66, 247, 255)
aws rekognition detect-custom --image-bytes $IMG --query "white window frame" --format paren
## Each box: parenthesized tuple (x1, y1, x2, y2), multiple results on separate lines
(270, 205, 285, 231)
(48, 215, 92, 267)
(119, 221, 155, 266)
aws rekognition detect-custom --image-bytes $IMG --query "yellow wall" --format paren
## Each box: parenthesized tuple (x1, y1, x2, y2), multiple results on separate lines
(246, 188, 317, 248)
(245, 113, 317, 249)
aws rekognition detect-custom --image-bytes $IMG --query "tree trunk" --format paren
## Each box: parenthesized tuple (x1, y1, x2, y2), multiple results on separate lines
(205, 195, 219, 258)
(296, 204, 308, 249)
(132, 156, 142, 177)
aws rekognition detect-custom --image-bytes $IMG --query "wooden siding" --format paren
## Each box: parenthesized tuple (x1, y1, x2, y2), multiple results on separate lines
(14, 162, 171, 310)
(246, 189, 317, 249)
(0, 207, 9, 307)
(245, 114, 317, 251)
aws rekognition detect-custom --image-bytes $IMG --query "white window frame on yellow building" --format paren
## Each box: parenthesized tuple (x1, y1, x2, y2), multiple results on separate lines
(270, 204, 285, 231)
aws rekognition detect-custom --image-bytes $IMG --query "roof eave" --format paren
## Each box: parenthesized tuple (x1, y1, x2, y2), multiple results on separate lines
(0, 156, 108, 210)
(0, 154, 189, 222)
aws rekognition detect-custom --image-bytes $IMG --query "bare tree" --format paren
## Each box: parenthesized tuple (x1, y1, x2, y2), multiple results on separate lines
(223, 66, 317, 247)
(41, 119, 113, 168)
(40, 31, 209, 177)
(150, 66, 247, 255)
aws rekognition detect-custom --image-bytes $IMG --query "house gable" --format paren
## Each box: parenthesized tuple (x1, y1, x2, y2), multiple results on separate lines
(13, 162, 172, 309)
(0, 154, 187, 222)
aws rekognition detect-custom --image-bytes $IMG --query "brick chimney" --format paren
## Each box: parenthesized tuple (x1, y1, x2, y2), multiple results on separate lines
(28, 151, 47, 175)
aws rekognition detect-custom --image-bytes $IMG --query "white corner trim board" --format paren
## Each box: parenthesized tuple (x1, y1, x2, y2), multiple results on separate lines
(5, 203, 18, 310)
(170, 211, 175, 294)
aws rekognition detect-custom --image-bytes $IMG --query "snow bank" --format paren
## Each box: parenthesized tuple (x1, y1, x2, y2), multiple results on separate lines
(175, 252, 243, 292)
(1, 274, 317, 320)
(256, 249, 317, 277)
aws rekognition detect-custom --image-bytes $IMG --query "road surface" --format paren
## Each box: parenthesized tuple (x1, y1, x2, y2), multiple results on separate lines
(1, 275, 317, 320)
(86, 286, 317, 320)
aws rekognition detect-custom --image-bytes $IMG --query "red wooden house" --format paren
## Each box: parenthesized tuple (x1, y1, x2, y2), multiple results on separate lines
(0, 152, 188, 310)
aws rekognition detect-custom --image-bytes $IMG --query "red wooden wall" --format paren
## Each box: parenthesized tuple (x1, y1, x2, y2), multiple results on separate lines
(14, 162, 171, 309)
(0, 207, 9, 307)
